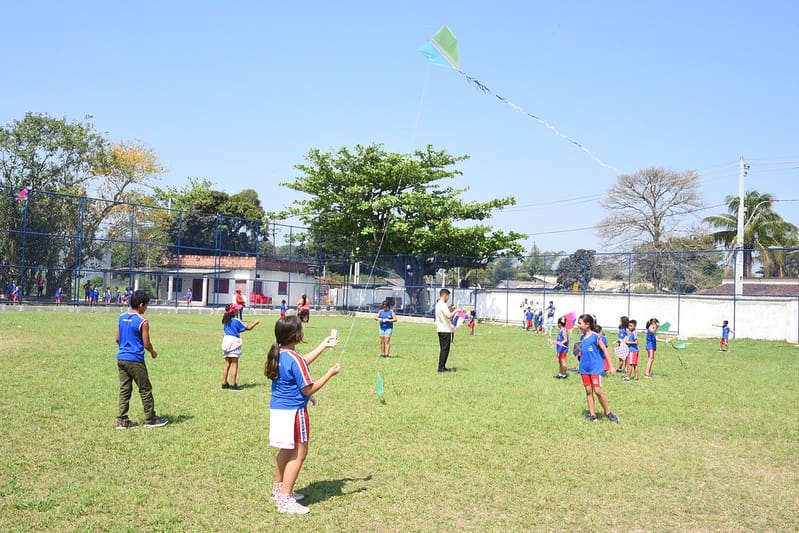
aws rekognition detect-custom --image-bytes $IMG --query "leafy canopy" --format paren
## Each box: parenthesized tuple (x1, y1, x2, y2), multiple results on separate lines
(281, 143, 525, 260)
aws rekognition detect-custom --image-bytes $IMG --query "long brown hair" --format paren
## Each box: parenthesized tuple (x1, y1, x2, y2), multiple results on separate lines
(265, 316, 304, 380)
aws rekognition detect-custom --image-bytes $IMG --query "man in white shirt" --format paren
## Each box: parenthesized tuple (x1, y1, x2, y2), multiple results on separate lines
(435, 288, 459, 372)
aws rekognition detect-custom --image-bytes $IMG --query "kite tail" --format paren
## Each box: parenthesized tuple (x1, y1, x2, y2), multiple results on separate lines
(456, 70, 620, 174)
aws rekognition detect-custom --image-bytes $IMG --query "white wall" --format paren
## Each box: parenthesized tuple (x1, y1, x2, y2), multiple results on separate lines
(476, 291, 799, 342)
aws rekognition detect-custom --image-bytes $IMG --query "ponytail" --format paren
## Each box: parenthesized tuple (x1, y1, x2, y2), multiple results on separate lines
(265, 343, 281, 380)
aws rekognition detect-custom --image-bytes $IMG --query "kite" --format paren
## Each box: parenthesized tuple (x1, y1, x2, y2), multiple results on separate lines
(419, 26, 619, 173)
(563, 312, 577, 330)
(451, 309, 469, 331)
(376, 371, 384, 398)
(657, 321, 671, 333)
(13, 188, 29, 201)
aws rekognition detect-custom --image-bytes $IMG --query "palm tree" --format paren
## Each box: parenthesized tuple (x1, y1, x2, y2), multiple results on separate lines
(704, 190, 798, 278)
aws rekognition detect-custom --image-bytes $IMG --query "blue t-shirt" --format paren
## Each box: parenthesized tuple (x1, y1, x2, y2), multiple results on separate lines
(556, 328, 568, 355)
(618, 327, 626, 342)
(270, 349, 313, 409)
(627, 330, 639, 352)
(280, 303, 286, 313)
(525, 311, 533, 321)
(579, 332, 606, 375)
(378, 309, 394, 331)
(646, 330, 657, 350)
(546, 305, 555, 318)
(55, 288, 61, 298)
(722, 326, 730, 340)
(223, 318, 247, 337)
(117, 312, 146, 363)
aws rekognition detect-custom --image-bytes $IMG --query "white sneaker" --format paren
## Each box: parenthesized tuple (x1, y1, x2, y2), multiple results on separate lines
(276, 494, 309, 515)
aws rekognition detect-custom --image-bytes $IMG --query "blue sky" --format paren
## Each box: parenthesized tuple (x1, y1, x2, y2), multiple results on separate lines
(2, 1, 797, 253)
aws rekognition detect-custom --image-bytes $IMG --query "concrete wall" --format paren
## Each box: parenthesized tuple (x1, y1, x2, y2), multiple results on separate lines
(476, 291, 799, 342)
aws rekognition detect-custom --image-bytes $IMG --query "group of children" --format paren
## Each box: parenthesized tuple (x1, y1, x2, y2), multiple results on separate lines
(611, 316, 659, 381)
(115, 290, 341, 515)
(4, 281, 22, 303)
(85, 284, 132, 307)
(521, 300, 557, 335)
(552, 312, 736, 423)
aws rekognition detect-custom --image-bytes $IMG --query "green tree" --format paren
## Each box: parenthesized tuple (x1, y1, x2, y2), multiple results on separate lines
(155, 179, 267, 256)
(555, 249, 599, 290)
(519, 243, 563, 281)
(633, 234, 723, 293)
(280, 144, 525, 312)
(704, 190, 798, 278)
(0, 113, 161, 296)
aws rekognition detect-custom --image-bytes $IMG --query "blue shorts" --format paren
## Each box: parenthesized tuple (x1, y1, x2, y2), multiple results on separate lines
(379, 328, 393, 337)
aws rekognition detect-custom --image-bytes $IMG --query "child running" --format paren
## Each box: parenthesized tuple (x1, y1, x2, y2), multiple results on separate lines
(221, 303, 260, 391)
(644, 318, 659, 378)
(266, 317, 340, 515)
(616, 316, 629, 373)
(577, 314, 619, 423)
(712, 320, 733, 352)
(375, 300, 398, 357)
(624, 319, 640, 381)
(553, 317, 569, 379)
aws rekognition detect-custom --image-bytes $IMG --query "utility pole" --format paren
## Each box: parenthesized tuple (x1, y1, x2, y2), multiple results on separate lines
(734, 156, 748, 297)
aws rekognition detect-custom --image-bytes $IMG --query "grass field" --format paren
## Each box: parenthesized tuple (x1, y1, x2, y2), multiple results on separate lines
(1, 308, 797, 531)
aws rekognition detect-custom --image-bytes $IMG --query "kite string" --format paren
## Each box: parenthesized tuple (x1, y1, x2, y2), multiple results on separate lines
(458, 70, 621, 175)
(336, 64, 433, 358)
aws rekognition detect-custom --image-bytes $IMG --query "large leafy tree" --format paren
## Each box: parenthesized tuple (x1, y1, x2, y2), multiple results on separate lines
(0, 113, 161, 296)
(555, 249, 600, 290)
(281, 143, 525, 312)
(154, 179, 267, 256)
(703, 190, 798, 278)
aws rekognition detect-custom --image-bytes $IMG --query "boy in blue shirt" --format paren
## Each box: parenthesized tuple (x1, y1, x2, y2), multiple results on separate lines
(713, 320, 734, 352)
(116, 290, 168, 429)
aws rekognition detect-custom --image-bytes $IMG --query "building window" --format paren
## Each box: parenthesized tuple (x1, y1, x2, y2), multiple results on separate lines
(214, 279, 230, 293)
(278, 281, 288, 295)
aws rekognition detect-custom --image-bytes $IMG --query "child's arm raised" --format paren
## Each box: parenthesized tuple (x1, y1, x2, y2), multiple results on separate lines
(301, 363, 341, 397)
(244, 319, 260, 331)
(303, 335, 338, 365)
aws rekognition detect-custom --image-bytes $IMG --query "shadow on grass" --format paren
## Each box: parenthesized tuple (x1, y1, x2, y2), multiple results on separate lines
(160, 414, 194, 425)
(300, 475, 373, 504)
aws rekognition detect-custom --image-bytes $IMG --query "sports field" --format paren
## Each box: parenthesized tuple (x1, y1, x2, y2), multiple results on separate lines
(1, 309, 797, 531)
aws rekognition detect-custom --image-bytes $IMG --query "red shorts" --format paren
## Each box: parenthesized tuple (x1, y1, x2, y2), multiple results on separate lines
(627, 351, 640, 366)
(646, 349, 655, 359)
(720, 338, 728, 347)
(581, 374, 602, 387)
(557, 351, 567, 360)
(526, 320, 533, 328)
